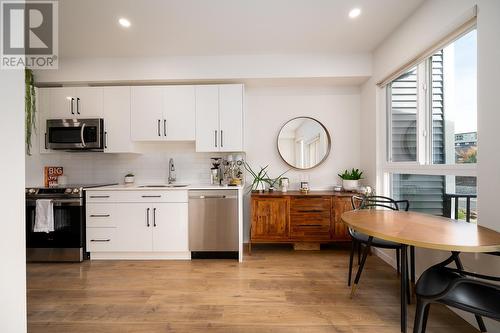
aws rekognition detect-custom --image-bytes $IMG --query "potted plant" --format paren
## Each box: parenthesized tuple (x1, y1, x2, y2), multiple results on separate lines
(124, 173, 135, 184)
(265, 170, 290, 192)
(338, 168, 363, 191)
(244, 163, 269, 192)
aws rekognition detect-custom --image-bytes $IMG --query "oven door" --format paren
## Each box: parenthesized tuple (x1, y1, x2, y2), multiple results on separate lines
(26, 198, 85, 262)
(46, 118, 103, 150)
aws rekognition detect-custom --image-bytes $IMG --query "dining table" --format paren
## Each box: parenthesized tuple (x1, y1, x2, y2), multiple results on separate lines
(341, 209, 500, 333)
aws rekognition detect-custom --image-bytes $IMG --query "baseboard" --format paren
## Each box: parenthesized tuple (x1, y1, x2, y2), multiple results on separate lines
(372, 247, 397, 269)
(89, 252, 191, 260)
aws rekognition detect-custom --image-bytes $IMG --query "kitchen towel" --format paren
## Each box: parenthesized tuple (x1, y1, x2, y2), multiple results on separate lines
(34, 199, 54, 233)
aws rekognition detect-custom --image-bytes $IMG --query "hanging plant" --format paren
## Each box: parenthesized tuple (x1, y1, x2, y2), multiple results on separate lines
(25, 68, 37, 155)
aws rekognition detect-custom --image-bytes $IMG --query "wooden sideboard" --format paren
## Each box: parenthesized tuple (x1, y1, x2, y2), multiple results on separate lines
(250, 191, 354, 249)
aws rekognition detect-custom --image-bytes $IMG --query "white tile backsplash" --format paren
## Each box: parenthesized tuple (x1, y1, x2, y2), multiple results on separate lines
(25, 142, 234, 186)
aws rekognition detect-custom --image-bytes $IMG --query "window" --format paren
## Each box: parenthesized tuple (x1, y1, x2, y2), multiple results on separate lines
(385, 29, 477, 220)
(388, 29, 477, 165)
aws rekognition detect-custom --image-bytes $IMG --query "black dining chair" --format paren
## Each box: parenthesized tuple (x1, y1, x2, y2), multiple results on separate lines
(348, 195, 415, 298)
(413, 252, 500, 333)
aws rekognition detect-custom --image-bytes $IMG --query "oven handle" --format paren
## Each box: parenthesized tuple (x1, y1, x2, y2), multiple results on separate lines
(27, 199, 83, 207)
(80, 123, 87, 148)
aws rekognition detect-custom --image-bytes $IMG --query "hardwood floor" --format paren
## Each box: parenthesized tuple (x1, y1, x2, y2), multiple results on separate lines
(27, 246, 479, 333)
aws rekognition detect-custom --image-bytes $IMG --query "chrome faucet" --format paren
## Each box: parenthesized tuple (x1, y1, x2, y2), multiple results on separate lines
(168, 158, 176, 184)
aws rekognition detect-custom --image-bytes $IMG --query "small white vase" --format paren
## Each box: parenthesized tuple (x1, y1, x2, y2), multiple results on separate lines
(254, 181, 266, 192)
(342, 179, 359, 191)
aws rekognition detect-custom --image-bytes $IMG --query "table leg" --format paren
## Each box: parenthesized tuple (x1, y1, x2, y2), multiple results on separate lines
(400, 245, 408, 333)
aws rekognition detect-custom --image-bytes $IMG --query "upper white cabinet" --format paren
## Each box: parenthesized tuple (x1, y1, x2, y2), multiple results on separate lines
(195, 84, 244, 152)
(131, 85, 195, 142)
(219, 84, 244, 152)
(103, 87, 135, 153)
(47, 87, 103, 118)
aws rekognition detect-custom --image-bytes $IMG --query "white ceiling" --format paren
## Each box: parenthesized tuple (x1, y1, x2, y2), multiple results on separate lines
(59, 0, 424, 58)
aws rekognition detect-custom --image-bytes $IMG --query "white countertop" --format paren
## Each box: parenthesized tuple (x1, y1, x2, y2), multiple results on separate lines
(85, 183, 244, 191)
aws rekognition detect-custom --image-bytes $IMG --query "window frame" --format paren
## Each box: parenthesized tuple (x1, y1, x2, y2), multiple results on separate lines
(381, 28, 478, 212)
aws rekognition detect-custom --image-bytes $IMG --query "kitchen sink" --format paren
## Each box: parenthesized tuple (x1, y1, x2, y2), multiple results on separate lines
(138, 184, 189, 188)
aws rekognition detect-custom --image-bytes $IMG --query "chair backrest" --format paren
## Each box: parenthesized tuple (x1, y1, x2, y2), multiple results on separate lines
(351, 195, 410, 211)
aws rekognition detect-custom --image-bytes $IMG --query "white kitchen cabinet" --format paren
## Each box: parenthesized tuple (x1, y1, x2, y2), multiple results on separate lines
(195, 85, 220, 152)
(219, 84, 244, 152)
(152, 203, 189, 252)
(131, 86, 195, 142)
(103, 87, 135, 153)
(195, 84, 244, 152)
(131, 86, 164, 141)
(47, 87, 103, 118)
(86, 190, 189, 259)
(37, 88, 52, 154)
(164, 86, 195, 141)
(87, 203, 152, 252)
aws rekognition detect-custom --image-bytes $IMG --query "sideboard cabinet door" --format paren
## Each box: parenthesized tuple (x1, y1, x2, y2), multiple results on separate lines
(251, 198, 289, 241)
(332, 197, 353, 240)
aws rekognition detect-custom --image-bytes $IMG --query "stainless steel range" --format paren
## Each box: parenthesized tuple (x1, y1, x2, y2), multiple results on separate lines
(26, 183, 116, 262)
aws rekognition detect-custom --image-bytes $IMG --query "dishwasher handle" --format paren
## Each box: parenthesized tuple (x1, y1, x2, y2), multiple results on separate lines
(197, 195, 225, 199)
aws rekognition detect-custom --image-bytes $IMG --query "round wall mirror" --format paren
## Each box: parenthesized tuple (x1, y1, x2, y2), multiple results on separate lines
(277, 117, 331, 169)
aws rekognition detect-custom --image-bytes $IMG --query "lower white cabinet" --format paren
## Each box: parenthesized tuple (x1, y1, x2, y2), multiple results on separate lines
(86, 190, 189, 258)
(152, 203, 188, 252)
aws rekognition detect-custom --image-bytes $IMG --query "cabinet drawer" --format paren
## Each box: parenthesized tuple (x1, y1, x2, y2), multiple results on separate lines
(290, 224, 331, 240)
(290, 212, 331, 226)
(86, 190, 188, 203)
(87, 228, 117, 252)
(86, 204, 115, 227)
(290, 197, 331, 214)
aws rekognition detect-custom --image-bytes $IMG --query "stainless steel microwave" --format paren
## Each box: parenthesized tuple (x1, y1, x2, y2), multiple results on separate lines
(46, 118, 104, 151)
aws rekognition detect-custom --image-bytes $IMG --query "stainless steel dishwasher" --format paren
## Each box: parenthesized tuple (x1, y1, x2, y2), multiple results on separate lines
(188, 190, 238, 259)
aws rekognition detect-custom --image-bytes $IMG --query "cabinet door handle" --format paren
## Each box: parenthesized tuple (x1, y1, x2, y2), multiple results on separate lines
(89, 195, 110, 198)
(146, 208, 150, 227)
(157, 119, 161, 136)
(214, 130, 218, 147)
(104, 131, 108, 149)
(76, 97, 81, 115)
(70, 98, 75, 115)
(163, 119, 167, 137)
(142, 195, 162, 198)
(90, 239, 110, 242)
(153, 207, 157, 227)
(221, 130, 224, 148)
(44, 133, 48, 150)
(90, 214, 110, 218)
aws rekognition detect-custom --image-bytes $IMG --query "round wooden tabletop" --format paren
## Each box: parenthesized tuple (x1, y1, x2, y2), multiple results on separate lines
(341, 210, 500, 252)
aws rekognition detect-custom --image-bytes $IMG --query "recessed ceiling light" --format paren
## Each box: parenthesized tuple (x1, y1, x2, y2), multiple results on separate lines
(349, 8, 361, 19)
(118, 18, 131, 28)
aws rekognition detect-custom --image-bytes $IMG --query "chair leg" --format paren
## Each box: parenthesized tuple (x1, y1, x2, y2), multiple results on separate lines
(413, 299, 430, 333)
(406, 255, 411, 305)
(348, 240, 356, 286)
(396, 248, 401, 275)
(410, 246, 416, 295)
(351, 237, 373, 298)
(357, 242, 362, 265)
(475, 314, 487, 332)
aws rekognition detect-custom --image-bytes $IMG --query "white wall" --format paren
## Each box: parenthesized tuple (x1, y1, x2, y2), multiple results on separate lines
(243, 85, 361, 240)
(360, 0, 500, 330)
(0, 71, 27, 332)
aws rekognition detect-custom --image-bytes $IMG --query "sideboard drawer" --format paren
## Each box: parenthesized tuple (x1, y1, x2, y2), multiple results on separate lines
(291, 224, 331, 240)
(290, 197, 331, 214)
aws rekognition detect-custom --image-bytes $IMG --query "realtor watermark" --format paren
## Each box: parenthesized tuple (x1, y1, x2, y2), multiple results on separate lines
(1, 0, 58, 69)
